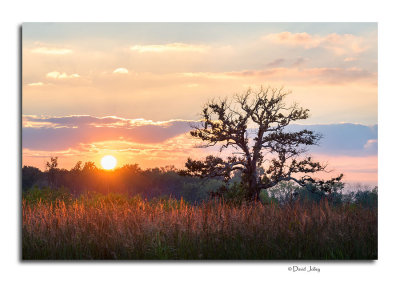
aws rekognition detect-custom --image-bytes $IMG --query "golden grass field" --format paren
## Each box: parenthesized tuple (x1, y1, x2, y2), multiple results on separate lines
(22, 193, 377, 260)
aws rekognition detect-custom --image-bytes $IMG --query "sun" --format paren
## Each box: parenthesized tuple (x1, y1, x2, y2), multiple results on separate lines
(101, 155, 117, 170)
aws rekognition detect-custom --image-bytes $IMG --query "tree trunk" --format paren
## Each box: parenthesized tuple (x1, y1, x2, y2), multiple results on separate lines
(246, 165, 259, 200)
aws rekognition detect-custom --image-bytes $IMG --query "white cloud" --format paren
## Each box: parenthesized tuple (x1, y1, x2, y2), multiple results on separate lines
(31, 47, 73, 55)
(27, 82, 44, 86)
(113, 68, 129, 74)
(130, 43, 207, 53)
(364, 139, 378, 149)
(46, 71, 80, 79)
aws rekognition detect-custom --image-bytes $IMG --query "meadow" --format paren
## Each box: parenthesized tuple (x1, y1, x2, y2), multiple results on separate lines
(22, 190, 377, 260)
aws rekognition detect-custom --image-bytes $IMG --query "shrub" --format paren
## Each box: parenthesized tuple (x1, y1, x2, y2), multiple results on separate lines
(351, 187, 378, 208)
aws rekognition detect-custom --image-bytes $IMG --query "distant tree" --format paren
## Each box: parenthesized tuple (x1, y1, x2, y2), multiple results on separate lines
(82, 161, 97, 172)
(71, 161, 82, 172)
(22, 166, 43, 190)
(69, 161, 83, 193)
(181, 86, 343, 200)
(46, 157, 59, 188)
(120, 164, 141, 174)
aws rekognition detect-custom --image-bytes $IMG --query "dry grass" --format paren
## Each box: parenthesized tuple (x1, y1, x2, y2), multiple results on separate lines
(22, 194, 377, 260)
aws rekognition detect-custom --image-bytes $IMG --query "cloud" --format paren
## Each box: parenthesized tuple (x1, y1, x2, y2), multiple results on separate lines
(23, 115, 193, 129)
(263, 32, 366, 55)
(130, 43, 207, 53)
(113, 68, 129, 74)
(363, 139, 377, 151)
(23, 115, 377, 159)
(46, 71, 80, 79)
(266, 58, 285, 67)
(31, 47, 73, 55)
(264, 32, 318, 48)
(27, 82, 44, 86)
(344, 57, 358, 62)
(286, 123, 378, 156)
(310, 154, 377, 185)
(303, 67, 374, 84)
(22, 115, 195, 151)
(181, 67, 375, 85)
(292, 57, 308, 67)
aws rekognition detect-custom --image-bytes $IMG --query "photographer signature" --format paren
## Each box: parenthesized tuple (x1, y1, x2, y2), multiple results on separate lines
(288, 266, 320, 272)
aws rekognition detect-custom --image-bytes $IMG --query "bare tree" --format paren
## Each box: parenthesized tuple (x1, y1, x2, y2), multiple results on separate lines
(181, 86, 343, 199)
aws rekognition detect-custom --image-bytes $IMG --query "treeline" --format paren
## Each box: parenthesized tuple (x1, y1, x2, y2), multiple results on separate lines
(22, 159, 223, 203)
(22, 158, 378, 206)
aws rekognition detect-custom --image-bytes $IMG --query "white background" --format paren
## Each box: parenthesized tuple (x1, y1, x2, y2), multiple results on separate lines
(1, 0, 399, 281)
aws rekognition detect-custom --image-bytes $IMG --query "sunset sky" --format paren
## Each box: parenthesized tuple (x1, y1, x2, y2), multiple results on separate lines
(22, 23, 377, 185)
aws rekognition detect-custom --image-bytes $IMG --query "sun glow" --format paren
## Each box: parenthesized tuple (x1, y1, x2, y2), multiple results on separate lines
(101, 155, 117, 170)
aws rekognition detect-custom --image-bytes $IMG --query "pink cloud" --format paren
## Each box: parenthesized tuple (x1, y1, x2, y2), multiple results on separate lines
(266, 58, 285, 67)
(22, 115, 195, 151)
(263, 32, 367, 55)
(185, 67, 375, 85)
(312, 154, 377, 185)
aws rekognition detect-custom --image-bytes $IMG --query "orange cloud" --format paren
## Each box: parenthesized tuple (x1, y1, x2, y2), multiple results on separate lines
(130, 43, 208, 53)
(265, 32, 319, 48)
(344, 57, 358, 62)
(31, 46, 73, 55)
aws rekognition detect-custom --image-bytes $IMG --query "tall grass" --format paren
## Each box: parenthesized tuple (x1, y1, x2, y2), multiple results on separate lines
(22, 193, 377, 260)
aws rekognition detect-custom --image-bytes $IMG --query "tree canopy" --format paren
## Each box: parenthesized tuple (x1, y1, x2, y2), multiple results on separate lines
(180, 86, 343, 199)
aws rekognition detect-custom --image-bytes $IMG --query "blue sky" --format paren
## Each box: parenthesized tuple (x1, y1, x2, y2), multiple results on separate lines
(23, 22, 376, 42)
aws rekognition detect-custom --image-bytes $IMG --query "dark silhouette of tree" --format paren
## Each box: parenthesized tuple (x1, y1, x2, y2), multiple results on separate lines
(181, 86, 343, 199)
(22, 166, 43, 190)
(69, 161, 83, 194)
(46, 157, 59, 188)
(82, 161, 97, 172)
(72, 161, 82, 172)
